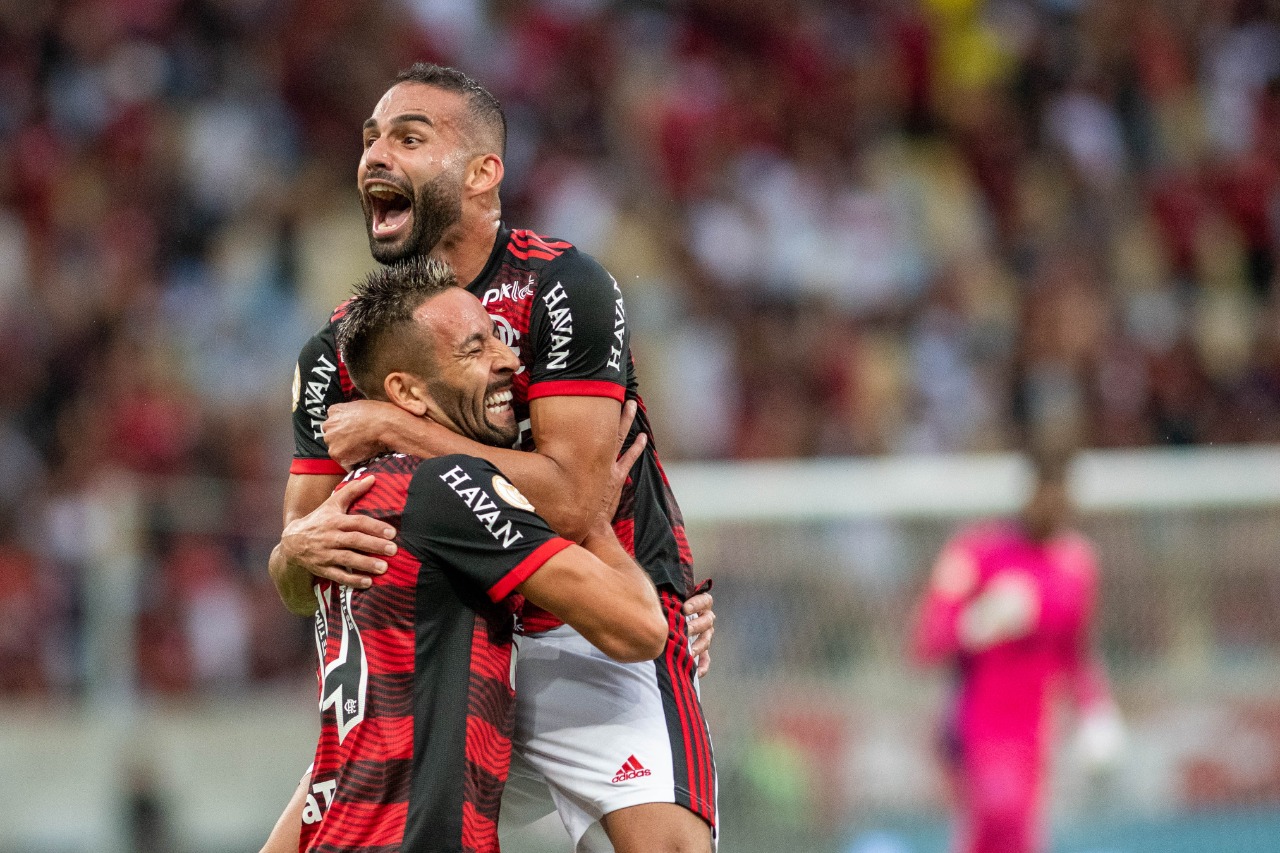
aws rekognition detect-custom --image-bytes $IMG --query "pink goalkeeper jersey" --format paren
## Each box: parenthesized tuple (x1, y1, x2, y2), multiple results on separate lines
(913, 522, 1110, 749)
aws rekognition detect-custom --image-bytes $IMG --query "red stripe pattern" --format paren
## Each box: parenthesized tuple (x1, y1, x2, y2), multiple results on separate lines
(508, 230, 571, 261)
(302, 454, 517, 853)
(658, 590, 717, 827)
(526, 379, 628, 401)
(291, 456, 346, 476)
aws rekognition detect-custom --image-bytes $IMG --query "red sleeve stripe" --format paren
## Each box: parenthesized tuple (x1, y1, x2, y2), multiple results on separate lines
(509, 231, 569, 261)
(527, 380, 626, 402)
(509, 246, 559, 261)
(511, 231, 571, 251)
(290, 457, 346, 475)
(488, 537, 574, 602)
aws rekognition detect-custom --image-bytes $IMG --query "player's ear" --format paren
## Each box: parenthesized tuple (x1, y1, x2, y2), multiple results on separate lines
(465, 153, 503, 197)
(384, 372, 430, 417)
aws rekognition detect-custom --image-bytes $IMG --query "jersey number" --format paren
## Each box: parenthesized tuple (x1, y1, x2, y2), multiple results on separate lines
(315, 584, 368, 743)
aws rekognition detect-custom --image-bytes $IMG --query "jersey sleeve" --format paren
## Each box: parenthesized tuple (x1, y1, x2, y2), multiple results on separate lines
(911, 533, 983, 664)
(1054, 537, 1112, 711)
(525, 250, 629, 401)
(399, 455, 574, 602)
(290, 320, 348, 476)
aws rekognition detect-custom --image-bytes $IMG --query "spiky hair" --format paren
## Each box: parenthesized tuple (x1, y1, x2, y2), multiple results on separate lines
(337, 257, 459, 398)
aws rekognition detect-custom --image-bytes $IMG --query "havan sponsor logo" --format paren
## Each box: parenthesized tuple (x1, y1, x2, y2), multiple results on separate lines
(439, 465, 525, 548)
(304, 352, 339, 440)
(607, 275, 625, 372)
(542, 281, 573, 370)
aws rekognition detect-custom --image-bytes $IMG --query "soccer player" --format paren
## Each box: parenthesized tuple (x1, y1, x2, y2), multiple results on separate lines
(911, 446, 1125, 853)
(268, 64, 716, 853)
(295, 256, 666, 853)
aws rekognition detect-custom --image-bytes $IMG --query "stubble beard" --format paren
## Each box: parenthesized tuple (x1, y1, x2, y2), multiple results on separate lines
(366, 172, 463, 265)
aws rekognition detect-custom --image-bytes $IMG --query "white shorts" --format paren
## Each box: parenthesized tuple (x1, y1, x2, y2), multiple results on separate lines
(499, 593, 718, 852)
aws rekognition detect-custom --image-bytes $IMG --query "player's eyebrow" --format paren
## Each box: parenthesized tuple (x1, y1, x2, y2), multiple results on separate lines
(363, 113, 435, 132)
(456, 330, 488, 353)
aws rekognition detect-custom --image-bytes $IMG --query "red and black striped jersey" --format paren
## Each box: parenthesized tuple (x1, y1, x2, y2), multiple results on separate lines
(299, 453, 571, 853)
(290, 225, 695, 606)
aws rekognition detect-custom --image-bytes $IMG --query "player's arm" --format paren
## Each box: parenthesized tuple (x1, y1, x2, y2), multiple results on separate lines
(322, 395, 619, 542)
(258, 772, 308, 853)
(1060, 543, 1126, 770)
(271, 322, 397, 615)
(912, 541, 980, 663)
(268, 473, 397, 615)
(405, 455, 665, 662)
(518, 525, 667, 663)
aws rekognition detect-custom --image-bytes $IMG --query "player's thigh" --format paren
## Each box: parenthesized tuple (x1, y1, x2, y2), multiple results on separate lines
(499, 749, 559, 835)
(599, 802, 713, 853)
(961, 737, 1041, 816)
(513, 619, 717, 846)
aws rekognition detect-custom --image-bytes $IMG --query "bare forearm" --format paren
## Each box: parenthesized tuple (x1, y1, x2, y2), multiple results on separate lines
(521, 540, 665, 662)
(581, 525, 663, 623)
(269, 543, 318, 616)
(389, 420, 595, 540)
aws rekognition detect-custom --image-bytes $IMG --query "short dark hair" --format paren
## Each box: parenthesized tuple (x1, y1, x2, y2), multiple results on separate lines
(394, 62, 506, 158)
(337, 257, 459, 399)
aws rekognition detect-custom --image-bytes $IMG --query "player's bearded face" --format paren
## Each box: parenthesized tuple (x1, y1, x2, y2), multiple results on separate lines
(363, 169, 462, 264)
(427, 374, 518, 447)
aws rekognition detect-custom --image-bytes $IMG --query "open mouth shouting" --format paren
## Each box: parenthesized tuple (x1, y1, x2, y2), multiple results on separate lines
(364, 179, 414, 242)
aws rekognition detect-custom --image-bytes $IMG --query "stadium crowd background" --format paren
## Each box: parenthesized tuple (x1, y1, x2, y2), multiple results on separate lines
(2, 0, 1280, 841)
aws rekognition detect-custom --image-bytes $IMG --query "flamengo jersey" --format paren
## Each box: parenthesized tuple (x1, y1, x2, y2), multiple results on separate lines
(300, 453, 572, 853)
(290, 225, 695, 602)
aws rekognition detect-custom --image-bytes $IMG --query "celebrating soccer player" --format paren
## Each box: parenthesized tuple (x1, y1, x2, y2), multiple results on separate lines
(294, 257, 665, 852)
(265, 64, 716, 853)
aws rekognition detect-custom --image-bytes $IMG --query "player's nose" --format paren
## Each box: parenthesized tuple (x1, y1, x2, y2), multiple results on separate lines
(361, 134, 393, 172)
(492, 341, 519, 376)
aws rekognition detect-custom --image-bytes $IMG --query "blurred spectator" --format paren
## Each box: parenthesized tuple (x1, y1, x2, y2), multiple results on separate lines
(2, 0, 1279, 696)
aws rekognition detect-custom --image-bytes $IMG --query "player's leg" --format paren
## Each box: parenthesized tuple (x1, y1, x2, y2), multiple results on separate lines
(499, 748, 561, 840)
(512, 592, 717, 853)
(957, 737, 1041, 853)
(599, 802, 712, 853)
(258, 769, 308, 853)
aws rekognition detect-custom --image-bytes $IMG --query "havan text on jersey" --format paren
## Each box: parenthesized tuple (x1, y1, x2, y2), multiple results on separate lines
(439, 465, 525, 548)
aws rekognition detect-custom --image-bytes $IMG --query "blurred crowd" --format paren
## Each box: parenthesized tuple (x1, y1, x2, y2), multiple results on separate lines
(2, 0, 1279, 696)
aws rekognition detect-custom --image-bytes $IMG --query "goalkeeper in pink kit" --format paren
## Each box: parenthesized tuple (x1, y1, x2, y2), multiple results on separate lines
(912, 448, 1125, 853)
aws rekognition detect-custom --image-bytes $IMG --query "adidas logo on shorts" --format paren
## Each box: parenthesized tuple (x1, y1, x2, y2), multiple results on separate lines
(612, 755, 651, 784)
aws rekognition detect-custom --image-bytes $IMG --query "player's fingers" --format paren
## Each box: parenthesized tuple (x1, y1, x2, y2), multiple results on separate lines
(331, 513, 398, 541)
(330, 474, 376, 511)
(682, 591, 714, 616)
(616, 399, 638, 449)
(690, 625, 714, 658)
(616, 431, 646, 471)
(686, 610, 714, 637)
(696, 649, 711, 678)
(329, 531, 398, 560)
(315, 567, 375, 590)
(313, 555, 389, 587)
